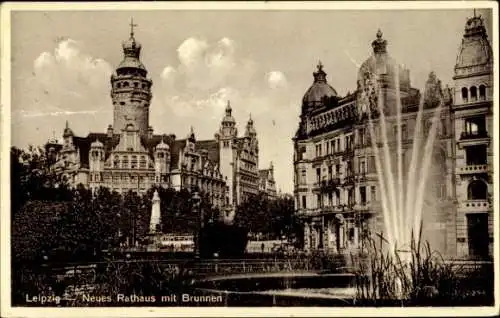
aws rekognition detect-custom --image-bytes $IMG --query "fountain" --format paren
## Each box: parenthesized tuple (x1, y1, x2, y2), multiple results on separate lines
(364, 68, 445, 261)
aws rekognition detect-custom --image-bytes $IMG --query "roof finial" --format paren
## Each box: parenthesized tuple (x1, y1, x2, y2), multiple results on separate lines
(130, 17, 138, 39)
(376, 29, 383, 39)
(65, 120, 69, 129)
(317, 60, 323, 71)
(473, 8, 476, 18)
(52, 130, 56, 139)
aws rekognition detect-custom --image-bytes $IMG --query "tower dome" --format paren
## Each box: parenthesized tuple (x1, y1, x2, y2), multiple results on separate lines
(357, 29, 411, 93)
(455, 13, 492, 75)
(302, 61, 338, 111)
(116, 18, 146, 73)
(91, 138, 104, 149)
(156, 137, 170, 151)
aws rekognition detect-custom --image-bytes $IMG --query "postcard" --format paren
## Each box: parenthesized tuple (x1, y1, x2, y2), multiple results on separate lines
(1, 1, 498, 317)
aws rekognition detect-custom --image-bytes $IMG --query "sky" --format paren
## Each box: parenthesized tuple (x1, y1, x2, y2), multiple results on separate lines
(10, 8, 493, 194)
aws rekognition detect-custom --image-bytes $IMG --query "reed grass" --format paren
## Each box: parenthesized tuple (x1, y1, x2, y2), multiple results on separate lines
(351, 221, 467, 305)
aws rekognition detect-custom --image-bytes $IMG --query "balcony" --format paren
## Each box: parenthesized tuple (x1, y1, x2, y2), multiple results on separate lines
(355, 173, 367, 182)
(353, 203, 371, 213)
(458, 200, 490, 213)
(458, 164, 489, 175)
(321, 178, 341, 192)
(343, 148, 355, 159)
(460, 130, 488, 140)
(458, 131, 490, 147)
(343, 174, 355, 186)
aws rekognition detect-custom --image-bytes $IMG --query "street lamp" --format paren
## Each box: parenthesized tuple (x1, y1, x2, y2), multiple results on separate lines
(192, 187, 202, 260)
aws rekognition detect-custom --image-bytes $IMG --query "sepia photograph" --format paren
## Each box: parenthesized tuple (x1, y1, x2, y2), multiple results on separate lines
(1, 1, 498, 317)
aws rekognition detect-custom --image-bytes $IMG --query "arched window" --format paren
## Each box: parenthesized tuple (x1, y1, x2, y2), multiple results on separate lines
(116, 82, 122, 89)
(470, 86, 477, 101)
(468, 180, 488, 200)
(462, 87, 468, 102)
(479, 85, 486, 100)
(123, 82, 129, 87)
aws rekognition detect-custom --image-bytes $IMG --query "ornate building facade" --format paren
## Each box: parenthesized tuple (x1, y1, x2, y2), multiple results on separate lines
(293, 13, 493, 258)
(451, 13, 494, 258)
(45, 23, 276, 210)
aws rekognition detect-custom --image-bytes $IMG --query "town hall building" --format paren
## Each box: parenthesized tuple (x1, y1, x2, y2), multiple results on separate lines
(45, 21, 276, 210)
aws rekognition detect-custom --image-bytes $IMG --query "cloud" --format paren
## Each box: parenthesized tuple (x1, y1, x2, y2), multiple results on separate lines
(12, 38, 113, 148)
(267, 71, 288, 89)
(151, 37, 299, 193)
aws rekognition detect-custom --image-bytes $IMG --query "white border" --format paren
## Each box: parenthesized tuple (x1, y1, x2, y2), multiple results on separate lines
(1, 1, 498, 317)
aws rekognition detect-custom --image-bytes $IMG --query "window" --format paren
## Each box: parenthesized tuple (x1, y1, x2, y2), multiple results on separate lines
(436, 183, 446, 199)
(462, 87, 468, 102)
(347, 189, 354, 206)
(131, 155, 137, 169)
(479, 85, 486, 100)
(301, 195, 306, 208)
(359, 160, 366, 174)
(335, 164, 340, 176)
(140, 156, 147, 169)
(346, 160, 353, 176)
(371, 186, 376, 201)
(335, 189, 340, 205)
(328, 166, 333, 180)
(441, 119, 447, 137)
(123, 82, 129, 87)
(402, 124, 408, 141)
(316, 168, 321, 182)
(464, 116, 486, 137)
(317, 194, 322, 208)
(326, 142, 330, 155)
(360, 186, 366, 205)
(468, 180, 487, 200)
(113, 156, 120, 168)
(134, 82, 139, 88)
(328, 192, 333, 206)
(359, 128, 365, 146)
(368, 156, 376, 173)
(470, 86, 477, 101)
(466, 145, 487, 165)
(122, 156, 129, 169)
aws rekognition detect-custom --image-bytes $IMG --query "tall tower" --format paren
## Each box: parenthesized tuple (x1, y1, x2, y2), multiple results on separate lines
(216, 101, 238, 206)
(110, 18, 153, 136)
(452, 11, 493, 258)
